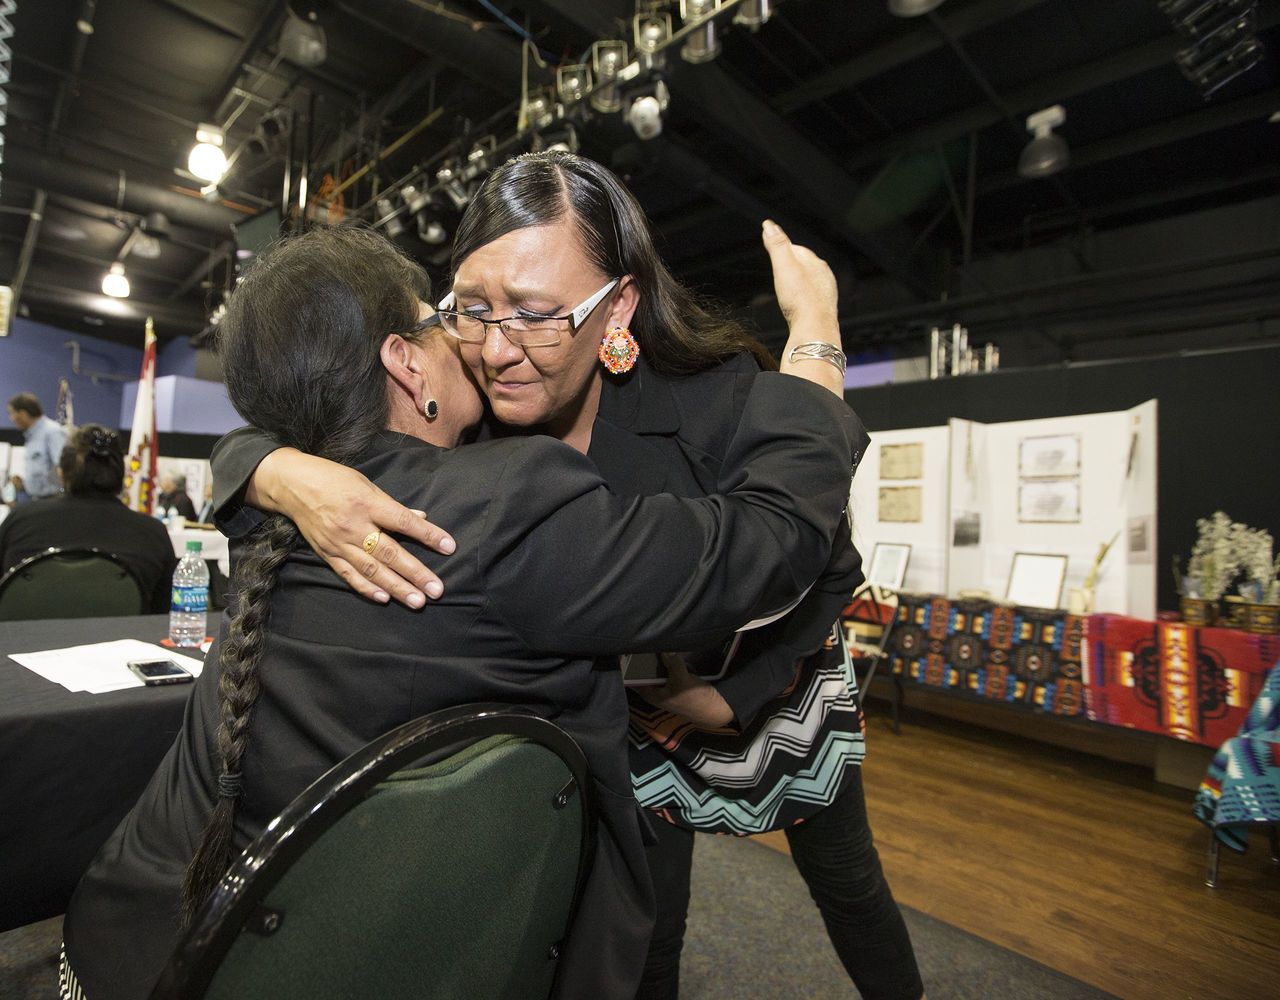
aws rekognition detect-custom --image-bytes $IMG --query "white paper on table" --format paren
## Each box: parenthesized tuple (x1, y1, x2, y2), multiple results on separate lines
(9, 639, 205, 694)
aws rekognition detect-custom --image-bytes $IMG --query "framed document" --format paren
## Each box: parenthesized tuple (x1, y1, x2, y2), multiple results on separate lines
(1006, 552, 1069, 609)
(879, 442, 924, 480)
(867, 542, 911, 590)
(878, 486, 923, 523)
(1018, 479, 1081, 523)
(1019, 433, 1080, 479)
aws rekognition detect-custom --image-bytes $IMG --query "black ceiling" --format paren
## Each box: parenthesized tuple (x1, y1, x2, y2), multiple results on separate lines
(2, 0, 1277, 356)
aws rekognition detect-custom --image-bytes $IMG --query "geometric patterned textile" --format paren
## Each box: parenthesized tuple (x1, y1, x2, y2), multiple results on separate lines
(885, 592, 1086, 717)
(1086, 615, 1279, 746)
(1193, 662, 1280, 852)
(629, 625, 865, 836)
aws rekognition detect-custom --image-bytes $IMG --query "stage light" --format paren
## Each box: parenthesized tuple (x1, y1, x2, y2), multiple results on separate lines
(279, 6, 327, 68)
(521, 87, 556, 131)
(376, 197, 406, 239)
(627, 80, 670, 141)
(556, 64, 591, 106)
(735, 0, 773, 29)
(436, 162, 471, 211)
(102, 262, 130, 299)
(533, 124, 580, 155)
(634, 11, 672, 72)
(1018, 105, 1069, 179)
(680, 0, 721, 64)
(590, 40, 629, 113)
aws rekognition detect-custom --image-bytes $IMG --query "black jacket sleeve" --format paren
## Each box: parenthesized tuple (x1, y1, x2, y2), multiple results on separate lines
(713, 525, 864, 729)
(481, 373, 860, 655)
(209, 427, 283, 537)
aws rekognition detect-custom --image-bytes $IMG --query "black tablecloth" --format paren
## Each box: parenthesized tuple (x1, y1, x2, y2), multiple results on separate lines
(0, 615, 203, 930)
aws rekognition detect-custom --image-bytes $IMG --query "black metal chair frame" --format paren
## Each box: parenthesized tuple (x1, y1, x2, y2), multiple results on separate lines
(844, 583, 904, 734)
(0, 546, 148, 618)
(152, 703, 597, 1000)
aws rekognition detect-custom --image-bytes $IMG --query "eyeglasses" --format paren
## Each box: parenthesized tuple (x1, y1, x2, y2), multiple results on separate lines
(436, 277, 620, 348)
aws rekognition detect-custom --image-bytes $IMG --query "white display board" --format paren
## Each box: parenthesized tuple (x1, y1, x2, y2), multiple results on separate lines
(855, 401, 1158, 616)
(849, 425, 950, 594)
(945, 401, 1158, 616)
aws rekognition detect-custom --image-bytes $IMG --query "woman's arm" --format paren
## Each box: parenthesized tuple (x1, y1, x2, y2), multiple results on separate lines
(483, 372, 860, 655)
(209, 428, 456, 608)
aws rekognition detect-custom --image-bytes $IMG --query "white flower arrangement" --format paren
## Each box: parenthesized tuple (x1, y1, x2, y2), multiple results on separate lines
(1233, 523, 1280, 604)
(1185, 511, 1239, 601)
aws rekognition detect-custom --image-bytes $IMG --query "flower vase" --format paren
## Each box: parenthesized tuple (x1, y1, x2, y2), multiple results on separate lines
(1244, 603, 1280, 635)
(1180, 597, 1218, 627)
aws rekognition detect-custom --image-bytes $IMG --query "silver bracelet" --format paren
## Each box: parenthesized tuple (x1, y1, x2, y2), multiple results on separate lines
(788, 341, 846, 373)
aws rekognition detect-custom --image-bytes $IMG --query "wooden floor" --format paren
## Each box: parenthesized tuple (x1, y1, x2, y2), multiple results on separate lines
(755, 707, 1280, 1000)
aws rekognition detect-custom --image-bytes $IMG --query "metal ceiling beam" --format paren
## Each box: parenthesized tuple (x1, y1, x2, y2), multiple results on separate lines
(20, 280, 209, 332)
(208, 1, 289, 119)
(3, 143, 246, 235)
(168, 241, 234, 302)
(846, 6, 1280, 174)
(774, 0, 1051, 113)
(529, 0, 940, 297)
(333, 0, 524, 98)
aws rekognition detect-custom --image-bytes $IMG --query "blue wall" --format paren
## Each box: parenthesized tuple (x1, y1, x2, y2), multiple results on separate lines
(1, 318, 142, 427)
(1, 317, 201, 428)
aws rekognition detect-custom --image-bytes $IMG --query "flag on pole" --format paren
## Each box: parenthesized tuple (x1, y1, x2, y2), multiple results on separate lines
(124, 317, 159, 514)
(56, 377, 75, 431)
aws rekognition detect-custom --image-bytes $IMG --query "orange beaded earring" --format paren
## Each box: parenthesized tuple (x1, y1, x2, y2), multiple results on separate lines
(598, 326, 639, 374)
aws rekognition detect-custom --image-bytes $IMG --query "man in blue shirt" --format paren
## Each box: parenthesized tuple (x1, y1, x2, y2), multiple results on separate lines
(7, 393, 69, 499)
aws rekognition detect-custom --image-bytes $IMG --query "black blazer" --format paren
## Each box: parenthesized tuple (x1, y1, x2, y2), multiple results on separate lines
(0, 494, 178, 613)
(62, 374, 861, 1000)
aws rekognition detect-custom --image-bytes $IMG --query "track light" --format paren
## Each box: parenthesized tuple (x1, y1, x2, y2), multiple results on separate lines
(1018, 105, 1069, 179)
(1165, 0, 1263, 98)
(734, 0, 773, 29)
(279, 6, 327, 68)
(888, 0, 946, 16)
(590, 40, 629, 113)
(187, 123, 227, 183)
(680, 0, 721, 64)
(102, 262, 130, 299)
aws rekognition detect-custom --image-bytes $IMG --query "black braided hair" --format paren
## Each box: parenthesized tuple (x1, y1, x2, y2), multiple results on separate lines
(180, 224, 433, 921)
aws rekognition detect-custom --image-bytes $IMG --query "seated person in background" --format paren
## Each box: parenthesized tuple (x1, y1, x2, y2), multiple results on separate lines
(0, 425, 177, 612)
(194, 480, 215, 525)
(156, 473, 197, 521)
(3, 475, 30, 506)
(59, 224, 860, 1000)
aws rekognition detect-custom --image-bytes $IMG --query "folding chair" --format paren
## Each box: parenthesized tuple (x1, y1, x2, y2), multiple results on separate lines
(149, 703, 596, 1000)
(0, 547, 147, 621)
(840, 583, 903, 733)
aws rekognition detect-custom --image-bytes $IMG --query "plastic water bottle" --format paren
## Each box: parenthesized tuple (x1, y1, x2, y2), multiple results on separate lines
(169, 540, 210, 648)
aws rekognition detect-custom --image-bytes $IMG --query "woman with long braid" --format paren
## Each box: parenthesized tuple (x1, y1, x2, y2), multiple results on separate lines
(59, 223, 861, 1000)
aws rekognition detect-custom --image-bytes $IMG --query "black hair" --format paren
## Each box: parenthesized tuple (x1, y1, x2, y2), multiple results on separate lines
(8, 392, 42, 418)
(182, 224, 433, 921)
(451, 151, 775, 376)
(59, 424, 124, 496)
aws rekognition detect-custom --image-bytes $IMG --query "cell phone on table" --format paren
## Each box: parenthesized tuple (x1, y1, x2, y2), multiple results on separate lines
(127, 659, 194, 686)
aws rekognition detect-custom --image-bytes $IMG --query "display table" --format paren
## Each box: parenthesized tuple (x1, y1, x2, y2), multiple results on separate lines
(885, 593, 1086, 717)
(858, 593, 1280, 748)
(0, 615, 202, 930)
(1086, 614, 1279, 748)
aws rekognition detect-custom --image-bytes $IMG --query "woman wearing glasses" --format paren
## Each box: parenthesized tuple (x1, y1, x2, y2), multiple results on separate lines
(211, 152, 923, 1000)
(61, 223, 860, 1000)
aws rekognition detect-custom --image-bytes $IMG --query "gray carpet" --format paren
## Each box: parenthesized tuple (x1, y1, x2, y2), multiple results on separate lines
(683, 835, 1115, 1000)
(1, 837, 1115, 999)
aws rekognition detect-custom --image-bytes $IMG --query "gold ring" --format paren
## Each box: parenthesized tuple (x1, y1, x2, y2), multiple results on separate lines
(362, 530, 381, 555)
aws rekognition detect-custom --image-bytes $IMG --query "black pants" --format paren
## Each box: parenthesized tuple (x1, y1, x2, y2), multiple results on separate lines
(634, 768, 923, 1000)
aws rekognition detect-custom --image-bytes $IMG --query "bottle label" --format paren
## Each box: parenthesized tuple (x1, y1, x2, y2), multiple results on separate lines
(171, 585, 209, 614)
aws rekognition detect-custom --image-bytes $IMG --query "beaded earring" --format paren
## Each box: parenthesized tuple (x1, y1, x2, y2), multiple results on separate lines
(598, 326, 639, 374)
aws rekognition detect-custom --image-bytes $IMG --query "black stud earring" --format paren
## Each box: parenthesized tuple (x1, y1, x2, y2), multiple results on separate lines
(425, 398, 439, 419)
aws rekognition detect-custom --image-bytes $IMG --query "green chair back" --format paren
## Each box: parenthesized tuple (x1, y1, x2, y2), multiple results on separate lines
(0, 547, 148, 621)
(154, 705, 594, 1000)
